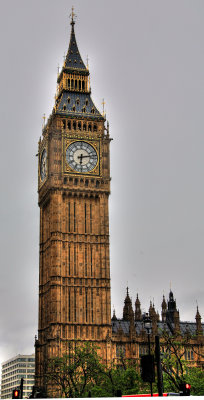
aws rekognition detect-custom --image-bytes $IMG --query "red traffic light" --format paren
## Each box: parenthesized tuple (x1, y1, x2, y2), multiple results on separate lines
(12, 389, 20, 399)
(186, 384, 191, 389)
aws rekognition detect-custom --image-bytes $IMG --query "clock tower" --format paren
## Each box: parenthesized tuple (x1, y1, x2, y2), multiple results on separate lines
(35, 12, 112, 391)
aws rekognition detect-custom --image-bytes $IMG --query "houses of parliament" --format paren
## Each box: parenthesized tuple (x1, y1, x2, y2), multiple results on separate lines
(35, 11, 204, 393)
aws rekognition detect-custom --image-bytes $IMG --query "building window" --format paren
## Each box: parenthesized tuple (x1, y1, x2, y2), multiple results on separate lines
(85, 246, 87, 277)
(90, 246, 93, 276)
(116, 345, 126, 358)
(85, 203, 87, 233)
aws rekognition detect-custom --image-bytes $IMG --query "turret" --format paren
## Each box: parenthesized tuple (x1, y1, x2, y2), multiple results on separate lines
(112, 308, 117, 321)
(161, 295, 167, 322)
(149, 301, 158, 334)
(166, 290, 177, 324)
(135, 293, 142, 321)
(196, 306, 203, 336)
(123, 288, 134, 321)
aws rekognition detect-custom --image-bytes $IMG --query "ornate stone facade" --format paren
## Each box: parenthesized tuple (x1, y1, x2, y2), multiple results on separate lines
(35, 14, 112, 391)
(35, 12, 203, 394)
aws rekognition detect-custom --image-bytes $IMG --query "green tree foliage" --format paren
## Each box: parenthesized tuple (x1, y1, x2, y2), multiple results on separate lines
(46, 341, 104, 398)
(45, 342, 142, 397)
(160, 330, 204, 396)
(184, 368, 204, 396)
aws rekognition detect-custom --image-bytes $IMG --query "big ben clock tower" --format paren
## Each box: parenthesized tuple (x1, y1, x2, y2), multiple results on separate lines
(35, 10, 112, 391)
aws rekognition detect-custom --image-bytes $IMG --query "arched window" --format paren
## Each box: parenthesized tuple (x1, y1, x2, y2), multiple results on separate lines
(68, 121, 71, 130)
(88, 124, 92, 132)
(75, 80, 77, 89)
(96, 180, 100, 188)
(76, 98, 80, 105)
(62, 120, 66, 129)
(82, 107, 86, 113)
(72, 105, 76, 112)
(73, 121, 76, 130)
(91, 107, 95, 114)
(82, 81, 85, 90)
(83, 123, 86, 131)
(85, 99, 89, 106)
(71, 79, 74, 89)
(63, 105, 66, 111)
(93, 124, 97, 132)
(85, 180, 89, 187)
(79, 80, 81, 90)
(67, 97, 70, 104)
(78, 122, 81, 130)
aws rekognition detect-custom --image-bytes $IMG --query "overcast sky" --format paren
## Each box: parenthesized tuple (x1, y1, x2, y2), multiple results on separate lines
(0, 0, 204, 368)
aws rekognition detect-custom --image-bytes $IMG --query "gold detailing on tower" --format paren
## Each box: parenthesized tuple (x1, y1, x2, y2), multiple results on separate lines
(70, 6, 76, 25)
(102, 98, 105, 117)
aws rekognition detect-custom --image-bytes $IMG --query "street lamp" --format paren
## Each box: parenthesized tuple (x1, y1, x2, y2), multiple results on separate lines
(143, 313, 153, 397)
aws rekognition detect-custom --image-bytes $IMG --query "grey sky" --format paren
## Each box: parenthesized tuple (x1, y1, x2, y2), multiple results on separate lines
(0, 0, 204, 367)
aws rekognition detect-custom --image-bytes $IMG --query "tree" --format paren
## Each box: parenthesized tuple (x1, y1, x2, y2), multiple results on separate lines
(45, 341, 105, 398)
(160, 330, 204, 395)
(45, 342, 143, 397)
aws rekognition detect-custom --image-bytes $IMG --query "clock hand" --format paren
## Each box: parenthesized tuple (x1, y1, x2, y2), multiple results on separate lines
(77, 154, 97, 159)
(77, 153, 83, 165)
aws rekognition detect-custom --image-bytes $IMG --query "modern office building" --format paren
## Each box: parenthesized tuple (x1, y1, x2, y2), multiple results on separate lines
(1, 354, 35, 399)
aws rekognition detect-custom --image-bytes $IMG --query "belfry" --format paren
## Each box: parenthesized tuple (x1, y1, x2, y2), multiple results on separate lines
(35, 10, 112, 390)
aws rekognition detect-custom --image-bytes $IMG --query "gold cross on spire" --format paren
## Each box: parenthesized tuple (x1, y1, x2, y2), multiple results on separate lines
(70, 6, 76, 25)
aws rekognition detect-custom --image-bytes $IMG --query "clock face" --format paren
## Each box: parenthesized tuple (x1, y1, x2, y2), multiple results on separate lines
(66, 141, 98, 173)
(40, 149, 47, 181)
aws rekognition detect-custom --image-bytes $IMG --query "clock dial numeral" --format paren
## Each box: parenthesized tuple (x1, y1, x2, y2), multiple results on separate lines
(66, 141, 98, 173)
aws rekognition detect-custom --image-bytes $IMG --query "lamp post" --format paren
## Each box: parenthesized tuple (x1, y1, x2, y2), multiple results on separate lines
(143, 313, 153, 397)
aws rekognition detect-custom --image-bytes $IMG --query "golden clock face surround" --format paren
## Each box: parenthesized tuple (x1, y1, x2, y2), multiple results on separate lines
(63, 137, 101, 176)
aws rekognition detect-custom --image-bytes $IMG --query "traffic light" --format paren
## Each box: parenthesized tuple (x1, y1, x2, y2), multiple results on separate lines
(179, 382, 191, 396)
(141, 354, 155, 382)
(12, 389, 21, 399)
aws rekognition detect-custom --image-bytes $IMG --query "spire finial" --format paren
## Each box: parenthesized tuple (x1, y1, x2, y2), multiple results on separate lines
(86, 55, 89, 69)
(43, 113, 46, 128)
(70, 6, 76, 25)
(102, 98, 106, 116)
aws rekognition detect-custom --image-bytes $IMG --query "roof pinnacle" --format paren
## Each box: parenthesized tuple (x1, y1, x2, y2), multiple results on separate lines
(70, 6, 76, 26)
